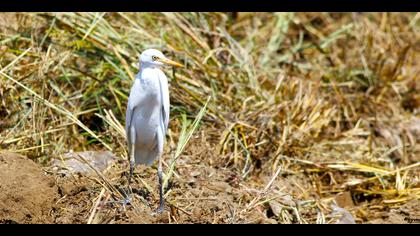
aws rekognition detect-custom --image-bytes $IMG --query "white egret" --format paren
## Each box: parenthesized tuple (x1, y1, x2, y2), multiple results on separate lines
(125, 49, 183, 213)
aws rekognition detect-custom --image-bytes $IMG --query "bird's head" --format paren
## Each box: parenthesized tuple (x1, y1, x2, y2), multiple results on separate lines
(140, 49, 183, 68)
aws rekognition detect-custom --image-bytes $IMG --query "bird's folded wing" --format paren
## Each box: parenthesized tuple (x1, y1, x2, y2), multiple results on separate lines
(125, 78, 145, 139)
(158, 70, 170, 136)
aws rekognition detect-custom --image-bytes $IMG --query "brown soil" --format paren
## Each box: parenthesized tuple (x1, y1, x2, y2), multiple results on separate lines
(367, 200, 420, 224)
(0, 151, 59, 224)
(1, 148, 419, 224)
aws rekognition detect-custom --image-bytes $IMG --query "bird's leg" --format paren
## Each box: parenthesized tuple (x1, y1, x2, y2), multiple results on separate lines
(128, 145, 135, 188)
(156, 155, 164, 214)
(128, 143, 135, 188)
(123, 126, 136, 205)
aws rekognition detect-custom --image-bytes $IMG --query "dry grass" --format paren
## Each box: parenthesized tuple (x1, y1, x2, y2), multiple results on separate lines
(0, 12, 419, 224)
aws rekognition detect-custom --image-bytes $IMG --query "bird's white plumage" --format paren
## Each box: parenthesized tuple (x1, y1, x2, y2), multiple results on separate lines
(125, 48, 182, 212)
(125, 49, 171, 166)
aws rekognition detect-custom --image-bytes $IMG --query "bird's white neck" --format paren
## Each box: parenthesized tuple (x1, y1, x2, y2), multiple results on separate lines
(140, 61, 162, 70)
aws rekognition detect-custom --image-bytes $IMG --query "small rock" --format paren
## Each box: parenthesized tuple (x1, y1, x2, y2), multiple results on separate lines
(278, 194, 296, 207)
(207, 181, 232, 193)
(263, 218, 278, 224)
(330, 203, 356, 224)
(335, 191, 355, 208)
(58, 180, 86, 196)
(52, 151, 118, 176)
(190, 170, 201, 177)
(192, 207, 202, 217)
(189, 188, 202, 197)
(269, 200, 283, 217)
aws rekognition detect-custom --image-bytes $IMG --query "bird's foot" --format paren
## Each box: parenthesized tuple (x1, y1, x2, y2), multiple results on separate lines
(103, 195, 132, 211)
(151, 206, 164, 216)
(117, 196, 132, 212)
(151, 200, 164, 216)
(121, 196, 132, 206)
(118, 196, 133, 212)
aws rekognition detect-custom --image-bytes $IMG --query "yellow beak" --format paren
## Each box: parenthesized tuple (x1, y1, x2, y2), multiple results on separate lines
(157, 57, 183, 67)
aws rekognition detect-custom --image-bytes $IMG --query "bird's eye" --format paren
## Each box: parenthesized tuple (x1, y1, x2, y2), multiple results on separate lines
(152, 56, 158, 61)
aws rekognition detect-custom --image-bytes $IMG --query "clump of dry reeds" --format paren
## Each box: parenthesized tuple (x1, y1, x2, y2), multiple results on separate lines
(0, 12, 419, 223)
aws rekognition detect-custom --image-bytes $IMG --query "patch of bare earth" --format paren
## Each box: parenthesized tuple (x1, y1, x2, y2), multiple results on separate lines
(0, 136, 418, 224)
(368, 200, 420, 224)
(0, 151, 59, 224)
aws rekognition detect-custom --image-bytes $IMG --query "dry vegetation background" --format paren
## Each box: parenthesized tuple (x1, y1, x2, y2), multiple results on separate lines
(0, 12, 419, 224)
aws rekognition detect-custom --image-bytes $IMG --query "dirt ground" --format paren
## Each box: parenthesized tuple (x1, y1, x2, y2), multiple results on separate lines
(0, 151, 59, 224)
(1, 147, 419, 224)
